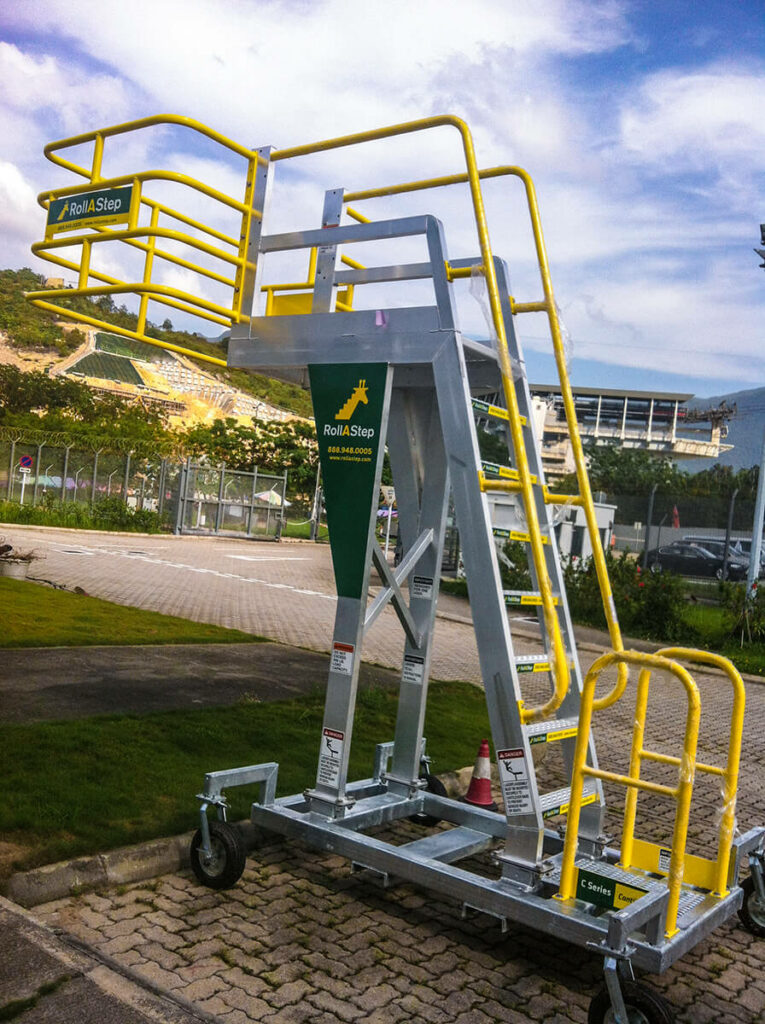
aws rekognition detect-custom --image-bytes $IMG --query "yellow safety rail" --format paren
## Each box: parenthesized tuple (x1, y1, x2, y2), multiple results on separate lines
(342, 160, 627, 716)
(622, 648, 745, 898)
(264, 115, 571, 722)
(27, 114, 266, 368)
(557, 649, 706, 938)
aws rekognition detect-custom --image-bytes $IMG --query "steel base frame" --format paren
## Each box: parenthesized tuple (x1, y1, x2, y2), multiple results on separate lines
(196, 757, 761, 982)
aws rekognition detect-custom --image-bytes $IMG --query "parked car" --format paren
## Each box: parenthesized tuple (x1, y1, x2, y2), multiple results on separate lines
(645, 541, 749, 580)
(683, 535, 764, 578)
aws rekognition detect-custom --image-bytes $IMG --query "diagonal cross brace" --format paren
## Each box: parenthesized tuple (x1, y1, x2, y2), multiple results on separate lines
(364, 529, 433, 646)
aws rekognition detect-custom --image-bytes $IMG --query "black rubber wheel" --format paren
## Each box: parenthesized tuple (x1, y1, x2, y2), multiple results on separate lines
(649, 562, 662, 575)
(716, 567, 725, 581)
(588, 981, 674, 1024)
(410, 773, 448, 827)
(738, 875, 765, 937)
(190, 820, 247, 890)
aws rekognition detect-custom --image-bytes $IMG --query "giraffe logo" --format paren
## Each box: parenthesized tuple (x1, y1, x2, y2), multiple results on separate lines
(335, 379, 368, 421)
(56, 200, 70, 222)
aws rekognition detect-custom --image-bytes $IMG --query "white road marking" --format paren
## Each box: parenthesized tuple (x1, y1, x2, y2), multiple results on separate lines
(51, 543, 336, 601)
(226, 555, 310, 562)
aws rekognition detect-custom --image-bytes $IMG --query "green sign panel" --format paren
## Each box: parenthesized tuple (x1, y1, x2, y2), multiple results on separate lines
(47, 186, 133, 235)
(309, 363, 390, 600)
(575, 868, 648, 910)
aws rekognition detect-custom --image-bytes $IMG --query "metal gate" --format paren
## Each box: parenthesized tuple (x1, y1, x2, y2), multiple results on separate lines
(174, 459, 288, 539)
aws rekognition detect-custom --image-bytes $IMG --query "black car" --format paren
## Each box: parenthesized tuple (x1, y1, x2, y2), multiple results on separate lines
(645, 541, 748, 581)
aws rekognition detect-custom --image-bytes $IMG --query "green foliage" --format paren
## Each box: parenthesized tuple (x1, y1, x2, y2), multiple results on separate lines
(563, 550, 693, 642)
(498, 540, 533, 590)
(180, 417, 318, 496)
(0, 497, 163, 533)
(562, 441, 682, 495)
(0, 268, 84, 355)
(476, 426, 508, 465)
(720, 581, 765, 643)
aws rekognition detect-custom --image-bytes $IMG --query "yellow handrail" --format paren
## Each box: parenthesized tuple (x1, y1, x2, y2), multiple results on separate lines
(654, 649, 745, 896)
(343, 159, 626, 713)
(556, 649, 700, 938)
(28, 116, 264, 369)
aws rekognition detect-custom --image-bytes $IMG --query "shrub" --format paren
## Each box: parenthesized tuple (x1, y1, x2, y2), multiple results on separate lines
(564, 550, 693, 642)
(720, 581, 765, 643)
(0, 497, 163, 533)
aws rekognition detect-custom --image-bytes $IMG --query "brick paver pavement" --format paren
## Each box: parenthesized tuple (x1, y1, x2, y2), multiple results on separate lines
(8, 526, 765, 1021)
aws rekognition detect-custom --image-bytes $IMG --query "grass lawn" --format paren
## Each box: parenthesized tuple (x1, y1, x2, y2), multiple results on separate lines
(0, 578, 263, 648)
(0, 681, 490, 876)
(282, 519, 329, 540)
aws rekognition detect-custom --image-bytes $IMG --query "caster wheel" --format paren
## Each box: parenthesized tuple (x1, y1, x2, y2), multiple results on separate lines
(738, 875, 765, 937)
(190, 821, 247, 890)
(410, 773, 448, 827)
(588, 981, 674, 1024)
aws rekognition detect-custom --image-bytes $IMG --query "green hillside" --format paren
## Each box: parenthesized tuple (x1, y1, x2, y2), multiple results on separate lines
(0, 268, 313, 418)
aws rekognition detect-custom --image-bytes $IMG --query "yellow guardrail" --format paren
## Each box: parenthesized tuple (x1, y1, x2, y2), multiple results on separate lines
(342, 158, 627, 717)
(556, 649, 700, 938)
(266, 115, 571, 722)
(28, 114, 265, 369)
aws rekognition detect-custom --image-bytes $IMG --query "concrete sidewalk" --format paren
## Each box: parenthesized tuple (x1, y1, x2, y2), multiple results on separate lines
(0, 896, 213, 1023)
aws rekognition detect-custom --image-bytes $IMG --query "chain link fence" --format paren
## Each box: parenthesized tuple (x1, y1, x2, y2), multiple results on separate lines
(0, 435, 287, 540)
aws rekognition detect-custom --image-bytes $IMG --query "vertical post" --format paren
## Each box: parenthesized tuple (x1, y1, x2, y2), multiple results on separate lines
(647, 398, 654, 443)
(61, 446, 70, 501)
(723, 489, 738, 582)
(642, 484, 658, 570)
(310, 464, 322, 541)
(215, 464, 226, 533)
(90, 450, 99, 505)
(32, 444, 43, 505)
(621, 397, 628, 440)
(248, 466, 258, 536)
(174, 462, 186, 535)
(7, 440, 15, 500)
(594, 395, 602, 437)
(123, 451, 131, 502)
(747, 430, 765, 597)
(157, 459, 167, 516)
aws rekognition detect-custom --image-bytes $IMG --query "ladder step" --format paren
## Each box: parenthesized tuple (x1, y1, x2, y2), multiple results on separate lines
(525, 716, 580, 743)
(471, 398, 526, 427)
(493, 526, 548, 545)
(480, 462, 538, 485)
(514, 654, 554, 674)
(503, 590, 560, 607)
(539, 781, 599, 820)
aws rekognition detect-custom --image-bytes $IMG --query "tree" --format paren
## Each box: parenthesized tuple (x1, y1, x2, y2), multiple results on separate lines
(564, 441, 683, 495)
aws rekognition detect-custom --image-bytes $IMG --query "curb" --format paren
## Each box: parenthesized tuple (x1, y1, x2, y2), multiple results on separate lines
(5, 774, 473, 909)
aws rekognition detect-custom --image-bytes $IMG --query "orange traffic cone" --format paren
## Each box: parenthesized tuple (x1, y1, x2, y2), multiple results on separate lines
(462, 739, 497, 811)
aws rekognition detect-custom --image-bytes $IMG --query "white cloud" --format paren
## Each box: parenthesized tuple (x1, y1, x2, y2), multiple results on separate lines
(0, 1, 763, 392)
(619, 64, 765, 209)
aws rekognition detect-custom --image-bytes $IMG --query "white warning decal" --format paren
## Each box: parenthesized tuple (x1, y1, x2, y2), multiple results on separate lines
(318, 728, 344, 787)
(330, 641, 355, 676)
(411, 575, 434, 600)
(402, 654, 425, 685)
(497, 748, 533, 815)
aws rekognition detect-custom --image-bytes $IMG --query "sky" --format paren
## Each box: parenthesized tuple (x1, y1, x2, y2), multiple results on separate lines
(1, 0, 763, 399)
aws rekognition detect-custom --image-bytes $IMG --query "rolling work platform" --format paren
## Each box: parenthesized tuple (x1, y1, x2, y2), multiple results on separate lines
(28, 114, 765, 1024)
